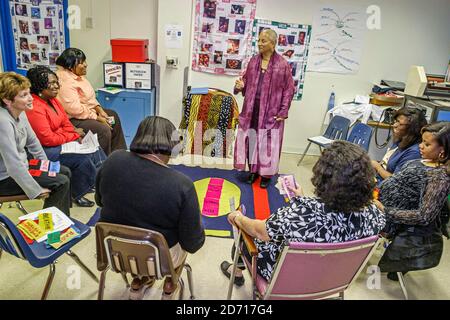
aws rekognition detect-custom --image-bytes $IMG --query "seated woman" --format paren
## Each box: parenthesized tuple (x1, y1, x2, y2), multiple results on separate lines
(26, 65, 106, 207)
(371, 107, 427, 184)
(0, 72, 71, 215)
(95, 116, 205, 299)
(376, 122, 450, 281)
(56, 48, 127, 155)
(221, 141, 386, 285)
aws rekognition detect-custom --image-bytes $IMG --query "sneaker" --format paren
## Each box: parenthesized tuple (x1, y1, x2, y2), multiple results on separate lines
(220, 261, 245, 287)
(260, 177, 271, 189)
(128, 277, 154, 300)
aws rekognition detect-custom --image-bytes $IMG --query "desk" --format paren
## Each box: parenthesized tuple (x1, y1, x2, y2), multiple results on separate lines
(367, 120, 392, 129)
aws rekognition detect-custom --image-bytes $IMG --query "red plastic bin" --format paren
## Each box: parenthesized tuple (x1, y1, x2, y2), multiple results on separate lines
(110, 38, 149, 63)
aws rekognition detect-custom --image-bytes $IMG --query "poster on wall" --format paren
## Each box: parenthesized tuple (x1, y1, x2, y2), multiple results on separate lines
(192, 0, 257, 76)
(9, 0, 66, 71)
(252, 19, 311, 101)
(307, 5, 366, 74)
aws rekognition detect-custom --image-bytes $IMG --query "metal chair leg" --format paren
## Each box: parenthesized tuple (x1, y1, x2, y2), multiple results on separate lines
(121, 273, 130, 288)
(184, 263, 195, 299)
(398, 272, 409, 300)
(98, 268, 109, 300)
(41, 263, 56, 300)
(66, 250, 99, 283)
(16, 201, 28, 215)
(178, 277, 185, 300)
(297, 142, 312, 166)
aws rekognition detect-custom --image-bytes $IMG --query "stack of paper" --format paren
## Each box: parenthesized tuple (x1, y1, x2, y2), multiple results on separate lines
(61, 131, 100, 154)
(276, 175, 299, 200)
(18, 207, 74, 243)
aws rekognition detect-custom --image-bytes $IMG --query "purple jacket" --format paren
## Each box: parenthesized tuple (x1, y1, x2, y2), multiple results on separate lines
(235, 53, 295, 130)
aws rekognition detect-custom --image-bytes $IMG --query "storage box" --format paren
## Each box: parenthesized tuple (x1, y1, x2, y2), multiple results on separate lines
(125, 62, 154, 90)
(110, 38, 149, 63)
(103, 61, 124, 87)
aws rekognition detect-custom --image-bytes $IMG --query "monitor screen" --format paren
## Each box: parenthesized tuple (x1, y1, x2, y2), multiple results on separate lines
(436, 109, 450, 122)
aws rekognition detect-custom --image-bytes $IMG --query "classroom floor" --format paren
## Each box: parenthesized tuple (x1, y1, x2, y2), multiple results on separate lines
(0, 153, 449, 300)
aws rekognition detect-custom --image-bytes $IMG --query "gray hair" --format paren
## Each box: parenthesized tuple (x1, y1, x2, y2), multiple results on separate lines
(260, 28, 278, 46)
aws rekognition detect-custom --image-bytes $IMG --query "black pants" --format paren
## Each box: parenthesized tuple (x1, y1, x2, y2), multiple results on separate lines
(71, 109, 127, 156)
(0, 166, 71, 216)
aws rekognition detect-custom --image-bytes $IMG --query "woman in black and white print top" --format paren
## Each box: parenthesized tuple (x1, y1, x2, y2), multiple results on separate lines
(221, 141, 386, 283)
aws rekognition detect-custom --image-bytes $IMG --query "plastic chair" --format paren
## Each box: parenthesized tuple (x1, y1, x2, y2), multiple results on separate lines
(297, 115, 351, 166)
(346, 122, 373, 151)
(0, 212, 99, 299)
(231, 233, 380, 300)
(95, 222, 194, 300)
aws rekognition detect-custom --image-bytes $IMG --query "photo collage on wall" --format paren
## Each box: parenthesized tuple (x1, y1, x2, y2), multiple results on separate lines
(192, 0, 257, 76)
(252, 19, 311, 101)
(10, 0, 66, 70)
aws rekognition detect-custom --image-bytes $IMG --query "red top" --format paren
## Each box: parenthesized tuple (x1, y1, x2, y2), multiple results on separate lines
(26, 94, 80, 147)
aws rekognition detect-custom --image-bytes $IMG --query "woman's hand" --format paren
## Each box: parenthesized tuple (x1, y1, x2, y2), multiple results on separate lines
(227, 210, 242, 227)
(274, 116, 287, 122)
(235, 77, 244, 91)
(74, 127, 85, 137)
(290, 185, 304, 197)
(39, 188, 51, 199)
(97, 115, 112, 129)
(96, 105, 109, 118)
(373, 199, 385, 212)
(371, 160, 381, 172)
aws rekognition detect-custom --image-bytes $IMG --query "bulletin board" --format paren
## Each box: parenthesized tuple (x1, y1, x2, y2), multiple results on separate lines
(191, 0, 257, 76)
(252, 19, 311, 101)
(0, 0, 70, 74)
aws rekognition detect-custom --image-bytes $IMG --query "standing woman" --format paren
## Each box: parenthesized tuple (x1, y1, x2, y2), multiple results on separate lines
(26, 66, 106, 207)
(376, 122, 450, 280)
(233, 29, 295, 188)
(0, 72, 71, 215)
(56, 48, 127, 155)
(371, 107, 427, 184)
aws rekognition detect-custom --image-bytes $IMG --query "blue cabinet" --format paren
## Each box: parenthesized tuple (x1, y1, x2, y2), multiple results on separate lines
(97, 89, 155, 147)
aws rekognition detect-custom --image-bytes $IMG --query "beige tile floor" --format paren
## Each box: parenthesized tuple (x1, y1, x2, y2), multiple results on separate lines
(0, 153, 449, 300)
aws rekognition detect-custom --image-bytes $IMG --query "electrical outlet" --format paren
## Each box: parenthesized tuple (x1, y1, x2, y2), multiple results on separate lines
(166, 56, 179, 69)
(86, 17, 94, 29)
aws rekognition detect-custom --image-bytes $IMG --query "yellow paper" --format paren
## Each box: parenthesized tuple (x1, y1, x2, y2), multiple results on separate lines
(50, 228, 79, 249)
(17, 220, 46, 240)
(38, 213, 54, 232)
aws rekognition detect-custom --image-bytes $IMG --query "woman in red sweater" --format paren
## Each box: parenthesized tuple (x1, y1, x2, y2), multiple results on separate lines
(26, 66, 106, 207)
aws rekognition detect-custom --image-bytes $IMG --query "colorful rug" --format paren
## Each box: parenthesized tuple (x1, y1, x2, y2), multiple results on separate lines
(87, 165, 288, 238)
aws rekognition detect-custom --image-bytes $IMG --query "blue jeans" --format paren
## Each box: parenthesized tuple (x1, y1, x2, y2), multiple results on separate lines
(44, 146, 107, 200)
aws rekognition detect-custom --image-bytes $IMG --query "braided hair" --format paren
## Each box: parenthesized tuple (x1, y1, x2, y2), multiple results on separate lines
(26, 65, 58, 95)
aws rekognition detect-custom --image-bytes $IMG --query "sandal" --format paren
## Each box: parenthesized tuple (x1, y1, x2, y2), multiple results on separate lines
(220, 261, 245, 287)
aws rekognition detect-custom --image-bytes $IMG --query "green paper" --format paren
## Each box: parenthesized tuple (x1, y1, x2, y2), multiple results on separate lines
(47, 231, 61, 244)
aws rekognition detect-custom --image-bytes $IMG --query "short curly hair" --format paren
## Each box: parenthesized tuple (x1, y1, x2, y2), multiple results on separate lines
(27, 65, 57, 95)
(311, 140, 376, 213)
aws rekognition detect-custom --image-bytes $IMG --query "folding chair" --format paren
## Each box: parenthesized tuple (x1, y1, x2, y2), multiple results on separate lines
(95, 222, 194, 300)
(346, 122, 373, 151)
(231, 233, 380, 300)
(0, 212, 98, 299)
(297, 115, 351, 166)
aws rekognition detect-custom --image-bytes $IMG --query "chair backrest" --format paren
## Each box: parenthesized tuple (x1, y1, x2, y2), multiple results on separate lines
(95, 222, 178, 281)
(264, 235, 380, 300)
(323, 115, 351, 140)
(347, 122, 373, 151)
